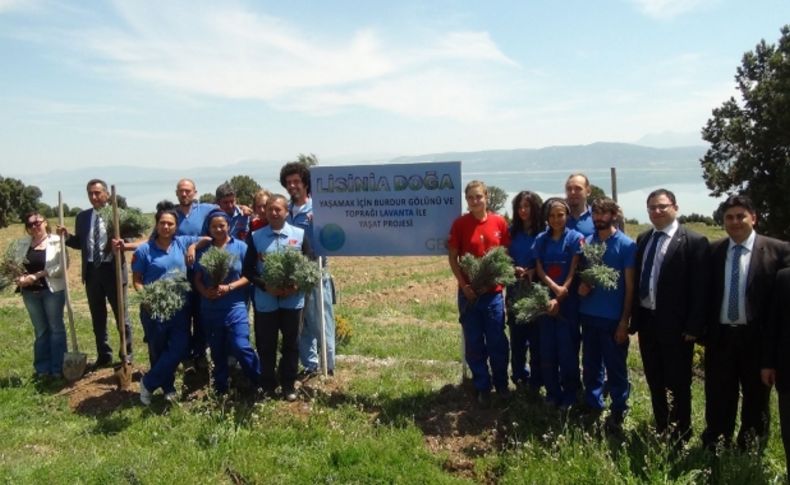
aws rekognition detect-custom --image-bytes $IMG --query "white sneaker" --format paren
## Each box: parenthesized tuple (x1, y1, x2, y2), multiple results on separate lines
(139, 382, 152, 406)
(164, 391, 178, 403)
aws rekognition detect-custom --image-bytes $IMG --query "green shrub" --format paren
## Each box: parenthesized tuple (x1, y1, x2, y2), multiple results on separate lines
(199, 246, 234, 286)
(134, 271, 191, 322)
(261, 249, 321, 292)
(579, 241, 619, 290)
(459, 246, 516, 294)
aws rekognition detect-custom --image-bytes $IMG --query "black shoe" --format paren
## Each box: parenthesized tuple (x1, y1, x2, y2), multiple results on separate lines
(476, 389, 492, 409)
(283, 389, 298, 402)
(91, 356, 113, 371)
(605, 410, 626, 434)
(496, 387, 512, 400)
(297, 369, 319, 381)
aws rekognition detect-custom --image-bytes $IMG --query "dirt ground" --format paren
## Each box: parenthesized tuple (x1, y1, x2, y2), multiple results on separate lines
(42, 254, 495, 479)
(56, 354, 503, 481)
(330, 256, 456, 309)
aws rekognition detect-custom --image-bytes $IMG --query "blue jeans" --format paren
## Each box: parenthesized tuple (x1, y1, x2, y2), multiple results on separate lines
(22, 289, 67, 376)
(580, 314, 630, 412)
(141, 307, 190, 394)
(458, 291, 509, 392)
(299, 273, 336, 372)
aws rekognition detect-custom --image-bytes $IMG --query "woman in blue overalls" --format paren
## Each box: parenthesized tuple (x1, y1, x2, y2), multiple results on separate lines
(132, 201, 200, 404)
(507, 191, 544, 392)
(534, 198, 583, 409)
(194, 210, 261, 394)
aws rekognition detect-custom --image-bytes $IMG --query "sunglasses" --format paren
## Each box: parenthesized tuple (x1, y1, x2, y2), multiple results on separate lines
(26, 220, 44, 228)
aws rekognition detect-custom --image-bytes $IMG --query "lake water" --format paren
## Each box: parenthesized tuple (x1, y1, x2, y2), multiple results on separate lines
(33, 168, 722, 223)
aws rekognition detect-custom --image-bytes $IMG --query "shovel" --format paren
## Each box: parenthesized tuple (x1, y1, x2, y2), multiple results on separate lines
(59, 191, 87, 382)
(111, 185, 133, 389)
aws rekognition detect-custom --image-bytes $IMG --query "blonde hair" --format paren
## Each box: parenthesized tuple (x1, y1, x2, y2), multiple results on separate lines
(253, 189, 272, 206)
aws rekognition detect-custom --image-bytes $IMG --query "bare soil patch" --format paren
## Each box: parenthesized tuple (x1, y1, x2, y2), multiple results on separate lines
(56, 353, 501, 481)
(58, 366, 142, 416)
(300, 355, 508, 481)
(332, 256, 456, 310)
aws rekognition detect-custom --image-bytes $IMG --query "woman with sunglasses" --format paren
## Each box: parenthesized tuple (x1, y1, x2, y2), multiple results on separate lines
(12, 211, 68, 379)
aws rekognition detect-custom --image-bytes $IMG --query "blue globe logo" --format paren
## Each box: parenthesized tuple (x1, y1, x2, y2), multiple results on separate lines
(320, 224, 346, 251)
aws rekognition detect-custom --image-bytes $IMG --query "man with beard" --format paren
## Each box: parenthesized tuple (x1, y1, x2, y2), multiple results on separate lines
(577, 197, 636, 432)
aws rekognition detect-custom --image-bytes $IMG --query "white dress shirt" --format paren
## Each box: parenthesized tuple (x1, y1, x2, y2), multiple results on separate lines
(640, 219, 679, 310)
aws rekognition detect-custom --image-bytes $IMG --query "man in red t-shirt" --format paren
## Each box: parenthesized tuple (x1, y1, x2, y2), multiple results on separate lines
(448, 180, 511, 407)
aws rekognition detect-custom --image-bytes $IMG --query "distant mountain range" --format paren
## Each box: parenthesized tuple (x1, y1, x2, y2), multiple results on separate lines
(14, 142, 711, 215)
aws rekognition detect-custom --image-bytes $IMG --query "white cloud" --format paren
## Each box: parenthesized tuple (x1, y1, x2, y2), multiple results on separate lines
(630, 0, 707, 19)
(67, 1, 518, 121)
(0, 0, 38, 14)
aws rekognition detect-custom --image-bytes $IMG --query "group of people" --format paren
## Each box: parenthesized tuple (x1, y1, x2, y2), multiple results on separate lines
(449, 174, 790, 472)
(12, 160, 337, 404)
(11, 165, 790, 472)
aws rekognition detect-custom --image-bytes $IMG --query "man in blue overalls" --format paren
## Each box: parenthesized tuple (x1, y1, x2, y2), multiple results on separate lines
(578, 197, 636, 433)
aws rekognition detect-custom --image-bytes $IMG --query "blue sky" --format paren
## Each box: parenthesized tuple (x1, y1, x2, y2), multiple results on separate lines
(1, 0, 788, 173)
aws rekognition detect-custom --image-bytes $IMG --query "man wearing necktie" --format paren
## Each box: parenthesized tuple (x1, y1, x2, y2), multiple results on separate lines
(631, 189, 709, 444)
(702, 195, 790, 451)
(58, 179, 132, 368)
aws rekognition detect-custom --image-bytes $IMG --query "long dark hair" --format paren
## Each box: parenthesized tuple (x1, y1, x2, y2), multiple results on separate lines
(510, 191, 543, 236)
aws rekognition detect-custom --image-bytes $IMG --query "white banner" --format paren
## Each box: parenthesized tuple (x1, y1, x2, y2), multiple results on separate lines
(311, 162, 462, 256)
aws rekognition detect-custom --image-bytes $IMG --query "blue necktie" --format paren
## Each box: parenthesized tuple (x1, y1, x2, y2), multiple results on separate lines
(92, 212, 103, 267)
(727, 244, 743, 322)
(639, 231, 664, 301)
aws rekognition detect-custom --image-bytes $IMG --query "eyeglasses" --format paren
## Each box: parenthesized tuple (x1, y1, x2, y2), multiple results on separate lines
(647, 204, 673, 213)
(26, 220, 44, 228)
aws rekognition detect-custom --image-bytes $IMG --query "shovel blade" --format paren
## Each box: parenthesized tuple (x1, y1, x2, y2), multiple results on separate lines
(115, 362, 133, 390)
(62, 352, 87, 382)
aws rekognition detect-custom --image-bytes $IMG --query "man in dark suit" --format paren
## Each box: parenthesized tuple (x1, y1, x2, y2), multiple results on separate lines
(762, 268, 790, 477)
(702, 194, 790, 450)
(58, 179, 132, 367)
(632, 188, 708, 443)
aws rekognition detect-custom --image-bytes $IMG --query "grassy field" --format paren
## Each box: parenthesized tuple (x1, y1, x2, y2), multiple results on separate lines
(0, 221, 787, 484)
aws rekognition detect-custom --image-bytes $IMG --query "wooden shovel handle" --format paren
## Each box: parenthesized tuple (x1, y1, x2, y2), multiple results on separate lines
(58, 192, 79, 353)
(110, 186, 128, 361)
